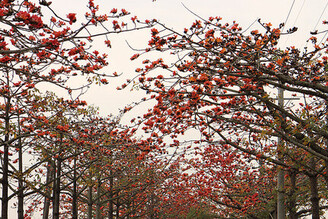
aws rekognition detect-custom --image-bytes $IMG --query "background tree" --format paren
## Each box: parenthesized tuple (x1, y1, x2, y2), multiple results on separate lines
(0, 0, 153, 218)
(129, 16, 328, 217)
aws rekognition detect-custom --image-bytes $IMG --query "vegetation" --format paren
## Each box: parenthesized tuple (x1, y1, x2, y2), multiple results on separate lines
(0, 0, 328, 218)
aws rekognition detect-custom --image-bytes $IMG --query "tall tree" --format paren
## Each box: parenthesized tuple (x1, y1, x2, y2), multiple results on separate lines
(0, 0, 153, 218)
(129, 17, 328, 217)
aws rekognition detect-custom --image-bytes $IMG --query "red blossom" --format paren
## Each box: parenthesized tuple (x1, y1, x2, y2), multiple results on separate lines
(67, 13, 76, 25)
(131, 16, 137, 23)
(151, 28, 159, 36)
(130, 53, 139, 61)
(121, 9, 128, 15)
(16, 11, 30, 22)
(29, 15, 43, 28)
(104, 40, 111, 48)
(100, 78, 108, 84)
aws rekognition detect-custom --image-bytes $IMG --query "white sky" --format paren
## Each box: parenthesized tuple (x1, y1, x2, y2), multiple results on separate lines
(7, 0, 328, 217)
(48, 0, 328, 118)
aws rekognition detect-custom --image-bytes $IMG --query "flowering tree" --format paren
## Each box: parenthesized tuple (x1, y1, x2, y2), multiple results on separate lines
(0, 0, 154, 218)
(129, 16, 328, 217)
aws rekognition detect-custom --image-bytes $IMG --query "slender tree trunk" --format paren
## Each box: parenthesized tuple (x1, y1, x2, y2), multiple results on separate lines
(325, 159, 328, 188)
(88, 185, 93, 219)
(324, 136, 328, 189)
(53, 134, 63, 219)
(17, 115, 24, 219)
(116, 198, 120, 219)
(287, 170, 297, 219)
(108, 174, 114, 219)
(325, 107, 328, 189)
(309, 158, 320, 219)
(43, 160, 54, 219)
(2, 96, 11, 219)
(72, 155, 78, 219)
(96, 176, 102, 219)
(53, 157, 62, 219)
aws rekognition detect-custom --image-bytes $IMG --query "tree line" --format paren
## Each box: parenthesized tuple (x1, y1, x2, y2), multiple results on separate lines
(1, 0, 328, 218)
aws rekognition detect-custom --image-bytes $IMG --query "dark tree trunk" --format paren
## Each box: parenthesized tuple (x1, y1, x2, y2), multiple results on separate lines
(287, 170, 297, 219)
(325, 159, 328, 188)
(52, 157, 62, 219)
(17, 115, 24, 219)
(309, 158, 320, 219)
(43, 160, 54, 219)
(88, 185, 93, 219)
(96, 176, 102, 219)
(72, 155, 78, 219)
(116, 198, 120, 219)
(53, 134, 63, 219)
(108, 174, 114, 219)
(2, 96, 11, 219)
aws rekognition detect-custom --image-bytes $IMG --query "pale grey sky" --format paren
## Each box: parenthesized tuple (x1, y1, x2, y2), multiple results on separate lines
(7, 0, 328, 217)
(56, 0, 328, 117)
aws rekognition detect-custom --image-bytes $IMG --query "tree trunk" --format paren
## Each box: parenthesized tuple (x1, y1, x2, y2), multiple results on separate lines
(88, 185, 93, 219)
(116, 198, 120, 219)
(17, 114, 24, 219)
(2, 96, 11, 219)
(43, 160, 54, 219)
(72, 155, 78, 219)
(53, 134, 63, 219)
(287, 170, 297, 219)
(96, 176, 102, 219)
(324, 135, 328, 189)
(108, 174, 114, 219)
(309, 158, 320, 219)
(325, 159, 328, 189)
(52, 157, 61, 219)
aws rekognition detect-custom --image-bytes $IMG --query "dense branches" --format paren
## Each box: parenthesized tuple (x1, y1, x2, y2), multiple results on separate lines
(130, 16, 328, 217)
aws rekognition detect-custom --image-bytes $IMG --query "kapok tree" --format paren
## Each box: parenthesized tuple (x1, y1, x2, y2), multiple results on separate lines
(0, 0, 154, 218)
(128, 17, 328, 217)
(18, 91, 169, 219)
(26, 92, 94, 219)
(34, 104, 166, 219)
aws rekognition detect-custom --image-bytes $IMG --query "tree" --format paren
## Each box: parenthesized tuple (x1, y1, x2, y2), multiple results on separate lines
(25, 94, 171, 218)
(129, 16, 328, 217)
(0, 0, 154, 218)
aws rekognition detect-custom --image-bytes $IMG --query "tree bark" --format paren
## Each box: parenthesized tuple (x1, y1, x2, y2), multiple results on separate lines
(17, 114, 24, 219)
(309, 157, 320, 219)
(88, 185, 93, 219)
(108, 173, 114, 219)
(287, 170, 297, 219)
(53, 134, 63, 219)
(72, 155, 78, 219)
(43, 160, 54, 219)
(116, 197, 120, 219)
(2, 96, 11, 219)
(96, 176, 102, 219)
(52, 157, 61, 219)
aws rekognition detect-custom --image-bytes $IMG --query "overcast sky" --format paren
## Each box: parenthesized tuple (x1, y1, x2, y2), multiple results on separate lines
(7, 1, 328, 217)
(51, 0, 328, 117)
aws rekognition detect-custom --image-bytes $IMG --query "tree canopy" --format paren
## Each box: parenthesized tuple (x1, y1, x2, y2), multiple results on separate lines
(129, 15, 328, 218)
(1, 0, 328, 218)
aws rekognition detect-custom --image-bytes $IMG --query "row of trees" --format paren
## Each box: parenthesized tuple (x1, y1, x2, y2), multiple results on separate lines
(0, 0, 209, 218)
(129, 15, 328, 218)
(3, 87, 205, 218)
(2, 0, 328, 218)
